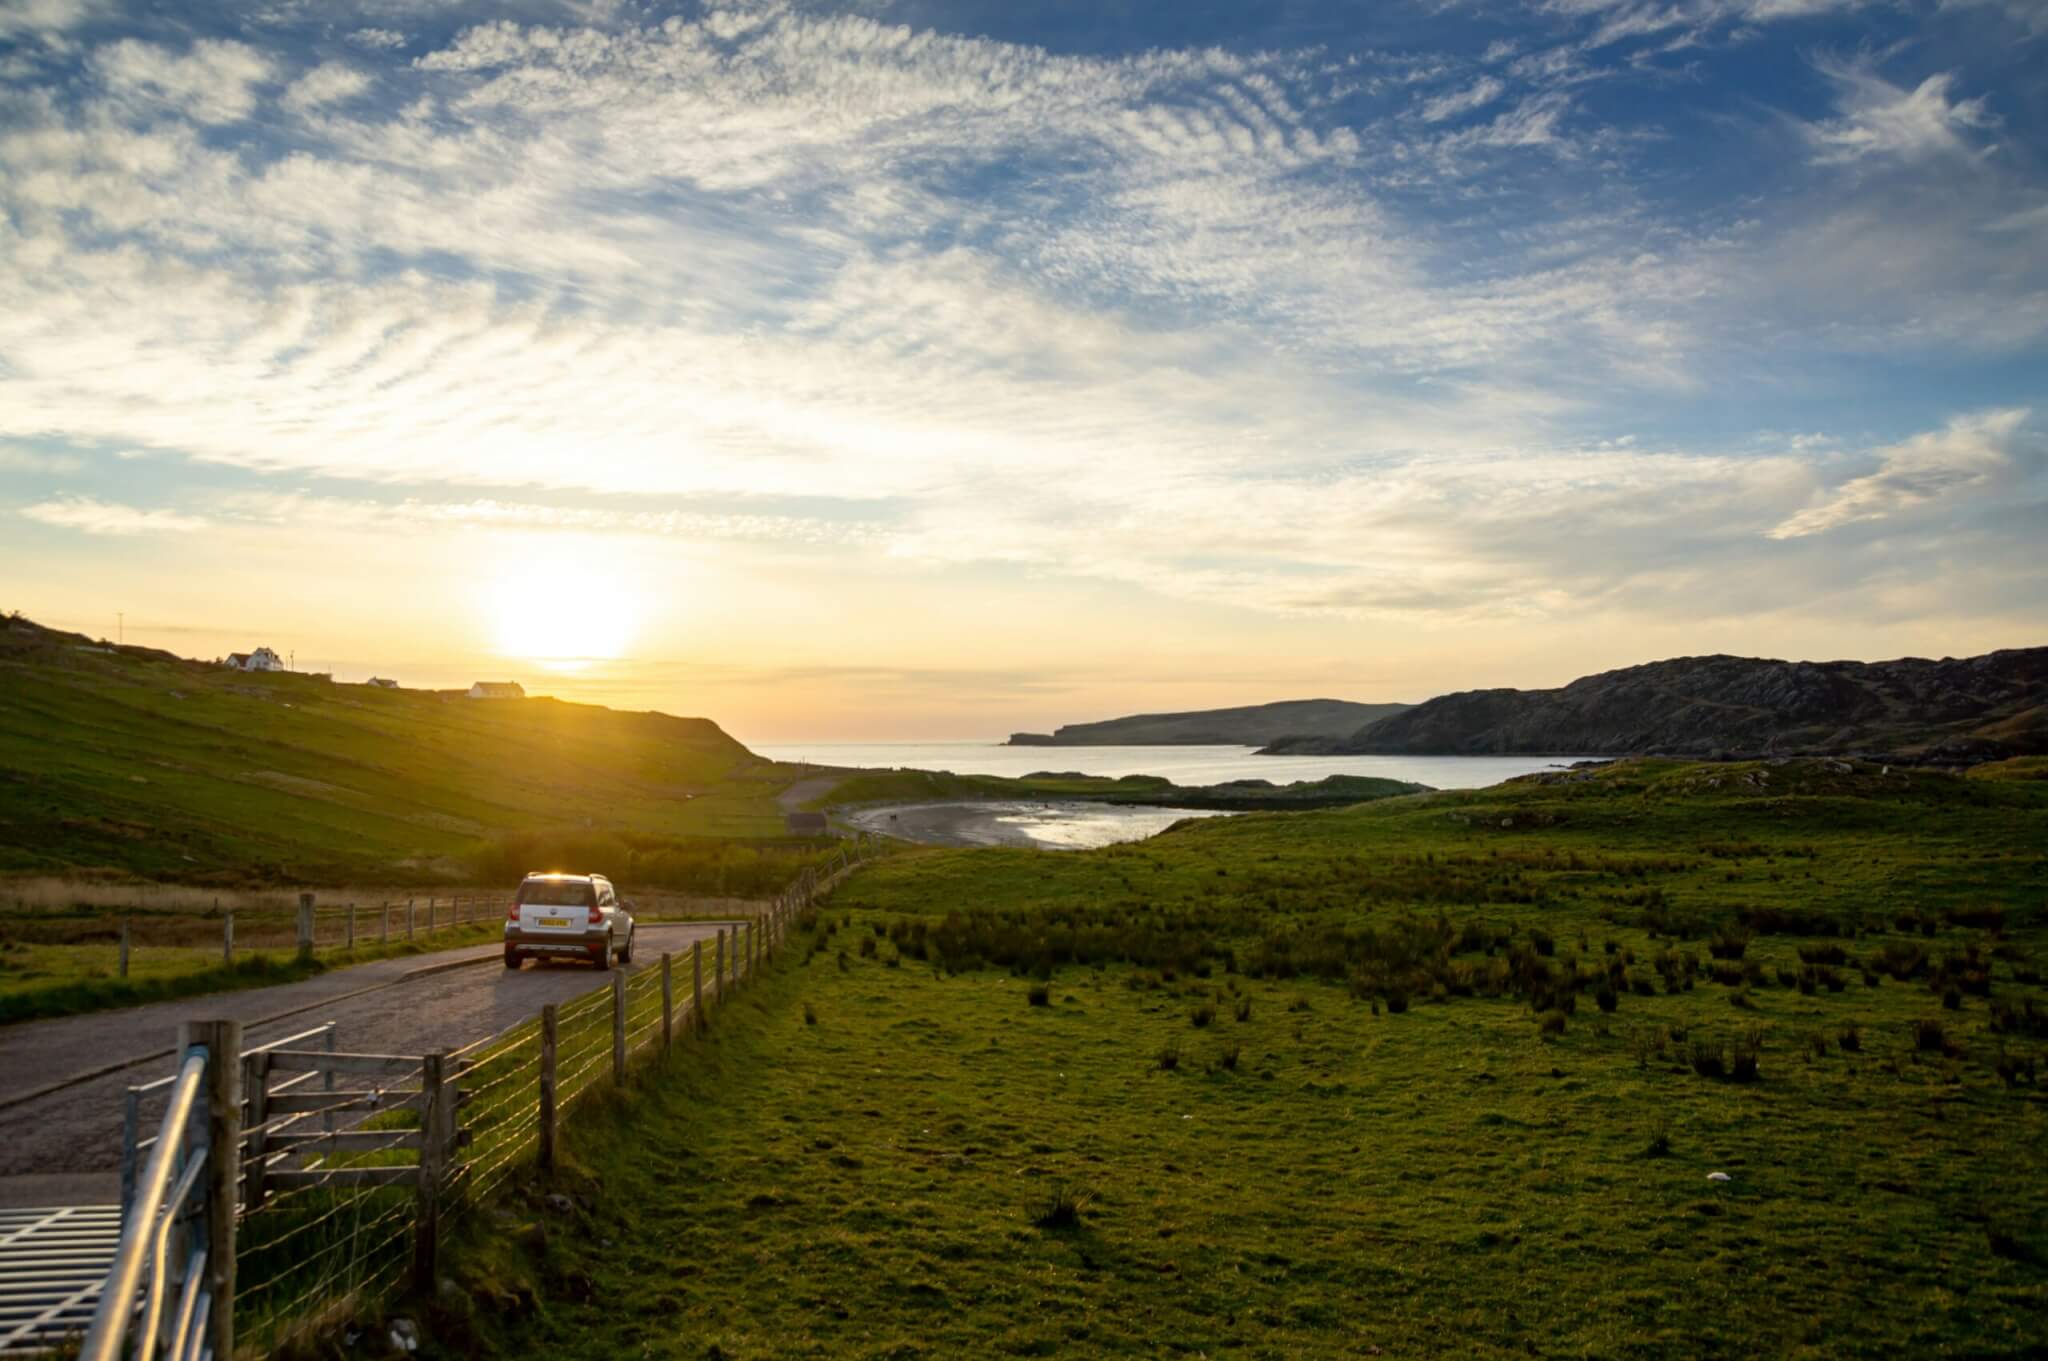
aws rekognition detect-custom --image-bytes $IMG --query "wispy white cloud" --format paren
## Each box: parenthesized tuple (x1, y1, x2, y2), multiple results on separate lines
(0, 0, 99, 41)
(90, 38, 273, 124)
(1418, 75, 1505, 122)
(347, 27, 407, 50)
(20, 496, 211, 534)
(1805, 59, 1994, 165)
(1766, 408, 2030, 539)
(282, 61, 370, 113)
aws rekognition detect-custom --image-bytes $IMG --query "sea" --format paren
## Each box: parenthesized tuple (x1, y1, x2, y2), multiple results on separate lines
(754, 743, 1574, 850)
(753, 741, 1570, 790)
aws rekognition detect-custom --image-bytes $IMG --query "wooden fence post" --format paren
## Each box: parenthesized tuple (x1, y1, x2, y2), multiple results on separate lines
(297, 892, 314, 960)
(692, 942, 705, 1034)
(661, 953, 674, 1053)
(380, 901, 389, 945)
(187, 1018, 241, 1361)
(415, 1053, 448, 1291)
(611, 973, 627, 1086)
(222, 909, 233, 966)
(538, 1005, 557, 1175)
(346, 902, 356, 951)
(714, 929, 725, 1003)
(407, 897, 415, 940)
(118, 917, 130, 979)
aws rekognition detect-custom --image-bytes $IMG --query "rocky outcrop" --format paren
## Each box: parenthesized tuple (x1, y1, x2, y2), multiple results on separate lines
(1259, 650, 2048, 760)
(1007, 698, 1409, 747)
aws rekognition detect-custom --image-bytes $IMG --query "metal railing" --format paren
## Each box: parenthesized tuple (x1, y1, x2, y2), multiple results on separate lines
(81, 1028, 223, 1361)
(122, 1023, 335, 1217)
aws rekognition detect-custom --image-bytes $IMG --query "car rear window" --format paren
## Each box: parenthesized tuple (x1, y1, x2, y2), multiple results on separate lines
(518, 879, 596, 907)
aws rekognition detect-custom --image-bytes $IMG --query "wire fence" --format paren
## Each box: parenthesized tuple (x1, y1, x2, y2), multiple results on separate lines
(225, 835, 880, 1355)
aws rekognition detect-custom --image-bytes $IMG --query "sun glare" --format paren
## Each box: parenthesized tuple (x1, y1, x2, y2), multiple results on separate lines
(484, 548, 642, 668)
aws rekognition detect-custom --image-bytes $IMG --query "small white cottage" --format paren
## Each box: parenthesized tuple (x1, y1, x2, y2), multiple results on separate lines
(367, 677, 399, 689)
(224, 647, 283, 672)
(467, 681, 525, 699)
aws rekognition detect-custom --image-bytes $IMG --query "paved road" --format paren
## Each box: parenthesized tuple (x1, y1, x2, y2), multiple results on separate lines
(0, 921, 737, 1206)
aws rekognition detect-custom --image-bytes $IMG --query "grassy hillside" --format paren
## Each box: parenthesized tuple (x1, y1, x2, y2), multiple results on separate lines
(0, 616, 797, 883)
(448, 758, 2048, 1360)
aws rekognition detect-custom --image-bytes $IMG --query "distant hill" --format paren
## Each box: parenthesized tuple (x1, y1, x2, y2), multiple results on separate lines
(1008, 698, 1410, 748)
(1260, 650, 2048, 760)
(0, 613, 796, 882)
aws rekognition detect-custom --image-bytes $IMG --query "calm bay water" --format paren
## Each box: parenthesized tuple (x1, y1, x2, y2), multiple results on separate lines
(755, 742, 1571, 790)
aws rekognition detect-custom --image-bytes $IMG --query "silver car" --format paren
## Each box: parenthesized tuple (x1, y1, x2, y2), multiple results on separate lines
(503, 872, 635, 970)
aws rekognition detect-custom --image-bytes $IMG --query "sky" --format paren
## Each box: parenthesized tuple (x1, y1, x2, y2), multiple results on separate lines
(1, 0, 2044, 742)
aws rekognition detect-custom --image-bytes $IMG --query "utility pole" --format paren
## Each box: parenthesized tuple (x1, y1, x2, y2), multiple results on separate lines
(117, 612, 123, 646)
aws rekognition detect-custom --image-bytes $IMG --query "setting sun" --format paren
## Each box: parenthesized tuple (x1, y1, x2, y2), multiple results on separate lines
(484, 545, 642, 666)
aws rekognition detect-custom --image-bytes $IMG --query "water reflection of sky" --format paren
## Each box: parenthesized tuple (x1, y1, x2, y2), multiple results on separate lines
(991, 802, 1232, 850)
(845, 800, 1233, 851)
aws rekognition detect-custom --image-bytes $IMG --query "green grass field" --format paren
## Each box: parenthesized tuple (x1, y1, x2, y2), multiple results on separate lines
(405, 758, 2047, 1359)
(0, 925, 508, 1025)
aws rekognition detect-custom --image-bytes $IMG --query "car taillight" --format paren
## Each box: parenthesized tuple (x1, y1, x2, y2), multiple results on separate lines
(505, 901, 519, 922)
(588, 904, 603, 925)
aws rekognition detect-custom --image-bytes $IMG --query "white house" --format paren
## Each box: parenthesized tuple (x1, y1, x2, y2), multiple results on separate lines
(224, 647, 283, 672)
(367, 677, 399, 689)
(467, 681, 525, 699)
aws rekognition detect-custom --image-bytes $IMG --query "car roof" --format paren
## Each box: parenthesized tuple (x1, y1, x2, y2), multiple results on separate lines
(520, 872, 608, 883)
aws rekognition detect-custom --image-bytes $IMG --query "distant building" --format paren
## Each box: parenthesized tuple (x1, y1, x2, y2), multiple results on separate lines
(467, 681, 525, 700)
(367, 677, 399, 689)
(784, 811, 830, 836)
(225, 647, 283, 672)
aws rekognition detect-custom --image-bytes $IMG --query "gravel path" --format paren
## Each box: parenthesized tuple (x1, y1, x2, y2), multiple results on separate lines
(0, 921, 736, 1205)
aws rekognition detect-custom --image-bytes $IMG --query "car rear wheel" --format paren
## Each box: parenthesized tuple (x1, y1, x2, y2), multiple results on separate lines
(504, 949, 521, 970)
(617, 932, 633, 965)
(593, 938, 612, 970)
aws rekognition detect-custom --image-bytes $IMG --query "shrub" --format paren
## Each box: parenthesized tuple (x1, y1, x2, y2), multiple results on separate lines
(1837, 1024, 1862, 1052)
(1806, 1029, 1828, 1058)
(1217, 1043, 1241, 1072)
(1190, 1002, 1216, 1028)
(803, 1002, 818, 1026)
(1156, 1043, 1181, 1071)
(1730, 990, 1757, 1011)
(1027, 983, 1050, 1008)
(1529, 928, 1556, 957)
(1914, 1018, 1956, 1055)
(1689, 1041, 1726, 1078)
(858, 935, 877, 958)
(1032, 1184, 1091, 1231)
(1383, 988, 1411, 1015)
(1942, 987, 1962, 1011)
(1797, 943, 1850, 966)
(1874, 941, 1928, 980)
(1595, 985, 1618, 1014)
(1707, 929, 1751, 961)
(837, 950, 850, 972)
(1644, 1120, 1672, 1157)
(1629, 971, 1656, 997)
(1538, 1008, 1568, 1036)
(1234, 997, 1253, 1023)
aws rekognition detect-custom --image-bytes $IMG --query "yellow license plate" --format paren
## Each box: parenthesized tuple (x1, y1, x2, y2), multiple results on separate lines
(538, 916, 570, 928)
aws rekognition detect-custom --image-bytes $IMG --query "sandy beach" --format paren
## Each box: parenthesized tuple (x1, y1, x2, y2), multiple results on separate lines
(843, 799, 1232, 850)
